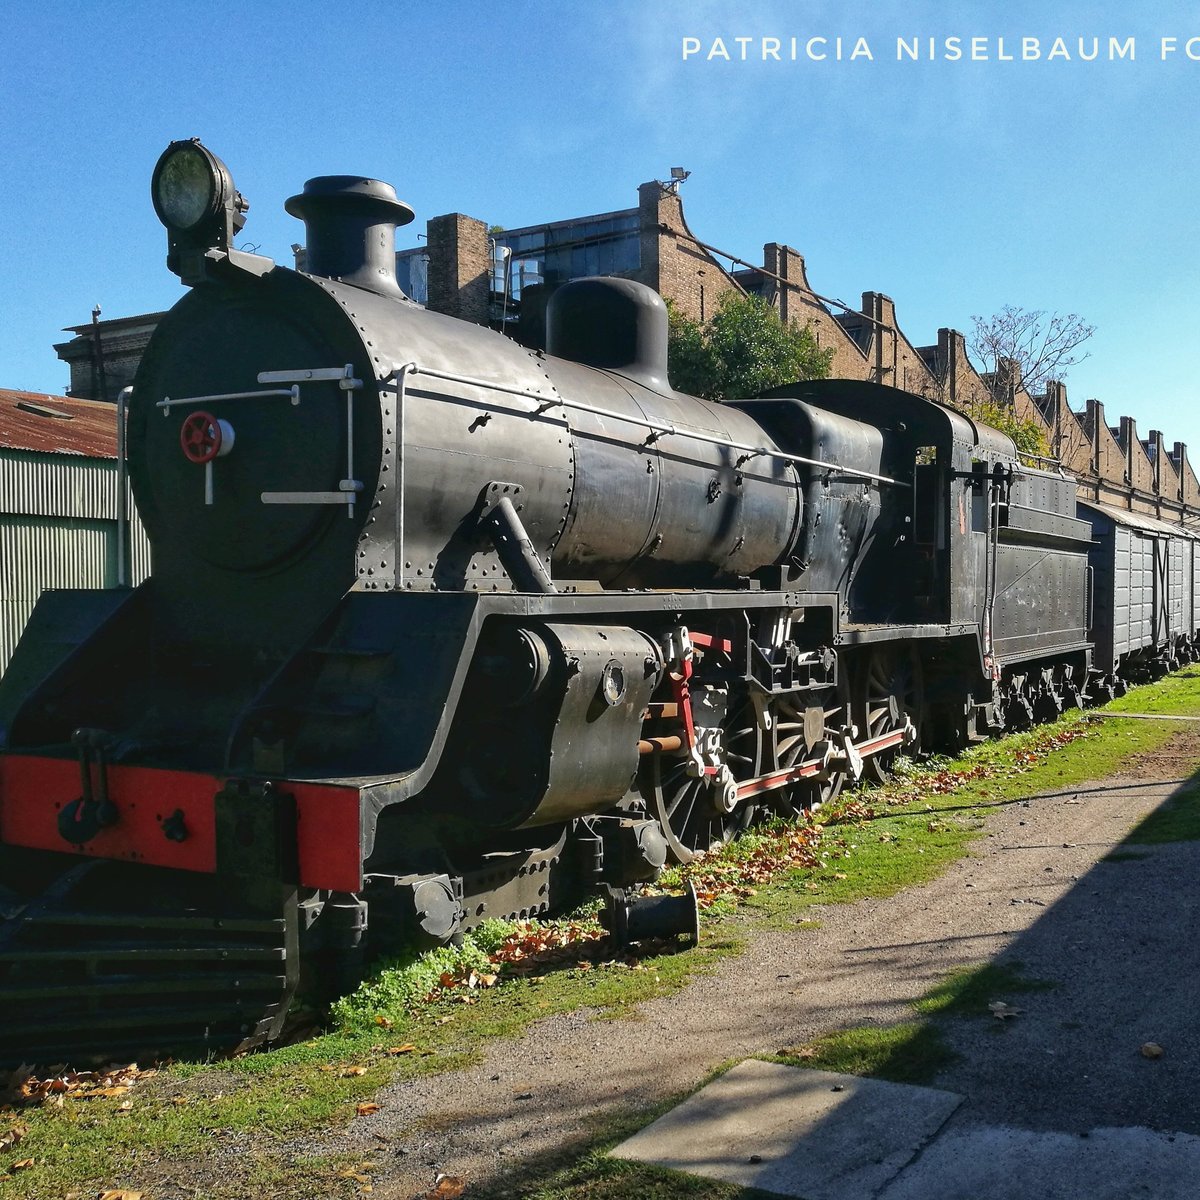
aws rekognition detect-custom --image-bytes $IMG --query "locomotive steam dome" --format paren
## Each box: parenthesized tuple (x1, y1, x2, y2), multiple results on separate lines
(547, 276, 672, 392)
(542, 276, 805, 585)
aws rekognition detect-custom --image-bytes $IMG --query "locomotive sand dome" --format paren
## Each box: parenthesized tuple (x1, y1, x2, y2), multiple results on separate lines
(0, 138, 1196, 1066)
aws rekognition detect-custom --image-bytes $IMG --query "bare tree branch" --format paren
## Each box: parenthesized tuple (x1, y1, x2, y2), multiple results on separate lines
(968, 306, 1096, 402)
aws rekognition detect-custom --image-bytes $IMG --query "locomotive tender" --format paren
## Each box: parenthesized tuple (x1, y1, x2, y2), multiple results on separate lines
(0, 140, 1193, 1064)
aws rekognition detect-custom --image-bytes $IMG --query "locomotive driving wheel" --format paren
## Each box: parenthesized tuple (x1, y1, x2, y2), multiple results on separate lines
(856, 645, 923, 783)
(640, 681, 765, 865)
(768, 676, 852, 818)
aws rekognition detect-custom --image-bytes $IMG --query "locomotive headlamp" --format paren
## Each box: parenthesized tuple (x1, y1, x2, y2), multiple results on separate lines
(152, 138, 250, 285)
(152, 139, 244, 234)
(153, 142, 219, 231)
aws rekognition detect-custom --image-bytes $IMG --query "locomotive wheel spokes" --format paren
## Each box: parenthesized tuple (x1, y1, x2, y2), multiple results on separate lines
(643, 754, 749, 865)
(769, 679, 850, 818)
(641, 685, 763, 864)
(857, 645, 923, 782)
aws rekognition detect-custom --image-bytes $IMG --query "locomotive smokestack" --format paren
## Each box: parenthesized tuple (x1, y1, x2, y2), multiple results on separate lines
(285, 176, 415, 298)
(547, 278, 672, 393)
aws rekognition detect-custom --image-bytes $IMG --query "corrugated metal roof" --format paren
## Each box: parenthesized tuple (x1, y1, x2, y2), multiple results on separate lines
(0, 389, 119, 458)
(1078, 498, 1199, 539)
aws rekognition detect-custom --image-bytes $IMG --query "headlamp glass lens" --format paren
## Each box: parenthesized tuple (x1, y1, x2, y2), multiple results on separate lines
(155, 146, 215, 230)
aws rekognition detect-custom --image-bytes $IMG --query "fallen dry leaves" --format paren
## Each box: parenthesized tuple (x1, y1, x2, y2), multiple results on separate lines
(424, 1175, 466, 1199)
(423, 921, 610, 1001)
(778, 1044, 819, 1060)
(0, 1122, 27, 1151)
(883, 723, 1094, 808)
(681, 821, 823, 907)
(373, 724, 1101, 1018)
(2, 1063, 153, 1109)
(487, 922, 603, 973)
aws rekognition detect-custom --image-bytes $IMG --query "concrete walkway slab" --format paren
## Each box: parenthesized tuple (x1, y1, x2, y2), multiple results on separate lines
(611, 1060, 963, 1200)
(878, 1124, 1200, 1200)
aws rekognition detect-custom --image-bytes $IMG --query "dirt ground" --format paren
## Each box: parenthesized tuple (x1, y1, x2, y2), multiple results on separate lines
(303, 730, 1200, 1198)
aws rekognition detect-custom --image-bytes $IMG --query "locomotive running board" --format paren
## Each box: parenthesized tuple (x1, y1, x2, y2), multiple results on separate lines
(733, 723, 914, 803)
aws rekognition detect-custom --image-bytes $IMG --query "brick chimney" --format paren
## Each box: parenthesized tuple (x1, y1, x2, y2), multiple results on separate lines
(1119, 415, 1137, 485)
(762, 244, 810, 325)
(861, 293, 897, 383)
(426, 213, 490, 325)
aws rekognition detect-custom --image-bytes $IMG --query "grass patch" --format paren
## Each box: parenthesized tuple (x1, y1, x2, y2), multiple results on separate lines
(914, 960, 1055, 1018)
(774, 1021, 956, 1085)
(480, 1156, 769, 1199)
(0, 931, 736, 1199)
(1105, 667, 1200, 715)
(1125, 779, 1200, 843)
(329, 921, 508, 1030)
(688, 671, 1200, 933)
(768, 962, 1052, 1091)
(0, 1066, 388, 1200)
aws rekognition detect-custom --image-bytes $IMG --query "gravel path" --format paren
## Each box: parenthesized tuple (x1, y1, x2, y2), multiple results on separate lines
(312, 733, 1200, 1198)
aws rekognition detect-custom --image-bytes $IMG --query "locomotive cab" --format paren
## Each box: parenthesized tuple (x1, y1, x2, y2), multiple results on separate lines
(736, 379, 1007, 626)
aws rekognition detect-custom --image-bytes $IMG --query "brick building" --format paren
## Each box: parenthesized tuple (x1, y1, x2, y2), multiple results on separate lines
(54, 178, 1196, 523)
(54, 310, 166, 404)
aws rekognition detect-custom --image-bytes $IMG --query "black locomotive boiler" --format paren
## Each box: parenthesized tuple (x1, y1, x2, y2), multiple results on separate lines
(0, 140, 1188, 1065)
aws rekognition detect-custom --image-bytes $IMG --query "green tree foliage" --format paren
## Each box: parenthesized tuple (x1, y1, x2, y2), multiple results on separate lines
(955, 395, 1049, 460)
(667, 291, 832, 400)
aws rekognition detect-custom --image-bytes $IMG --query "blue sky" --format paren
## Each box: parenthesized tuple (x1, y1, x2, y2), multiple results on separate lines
(3, 1, 1198, 452)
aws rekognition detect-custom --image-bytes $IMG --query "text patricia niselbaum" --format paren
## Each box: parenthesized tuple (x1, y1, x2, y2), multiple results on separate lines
(681, 35, 1200, 64)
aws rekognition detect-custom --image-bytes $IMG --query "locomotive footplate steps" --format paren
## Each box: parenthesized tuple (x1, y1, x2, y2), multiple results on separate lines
(0, 862, 298, 1068)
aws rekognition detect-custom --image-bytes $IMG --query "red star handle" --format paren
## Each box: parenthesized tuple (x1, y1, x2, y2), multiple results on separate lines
(180, 410, 222, 463)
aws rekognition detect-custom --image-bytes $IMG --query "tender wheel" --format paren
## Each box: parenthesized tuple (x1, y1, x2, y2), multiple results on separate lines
(1060, 663, 1086, 710)
(856, 645, 923, 782)
(1003, 674, 1035, 731)
(1032, 667, 1065, 723)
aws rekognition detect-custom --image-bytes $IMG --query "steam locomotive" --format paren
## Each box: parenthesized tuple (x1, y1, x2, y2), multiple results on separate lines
(0, 140, 1193, 1065)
